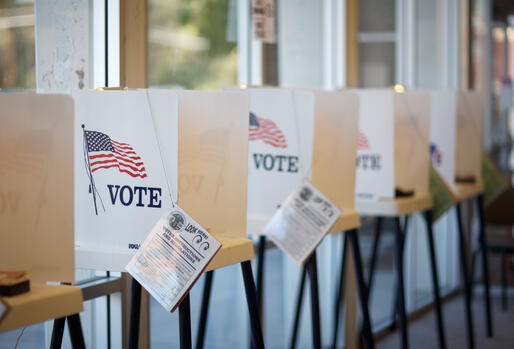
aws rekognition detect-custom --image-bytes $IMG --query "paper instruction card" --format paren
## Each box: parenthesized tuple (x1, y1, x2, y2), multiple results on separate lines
(264, 181, 341, 265)
(126, 206, 221, 312)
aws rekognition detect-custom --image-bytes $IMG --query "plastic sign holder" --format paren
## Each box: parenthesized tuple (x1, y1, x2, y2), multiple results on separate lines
(352, 89, 447, 349)
(0, 93, 85, 345)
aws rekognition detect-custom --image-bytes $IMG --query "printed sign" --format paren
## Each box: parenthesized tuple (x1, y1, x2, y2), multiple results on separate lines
(264, 181, 341, 265)
(242, 88, 314, 234)
(126, 205, 221, 312)
(355, 90, 395, 200)
(251, 0, 276, 43)
(73, 90, 178, 271)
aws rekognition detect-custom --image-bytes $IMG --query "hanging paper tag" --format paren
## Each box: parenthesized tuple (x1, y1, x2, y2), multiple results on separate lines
(264, 181, 341, 265)
(126, 205, 221, 312)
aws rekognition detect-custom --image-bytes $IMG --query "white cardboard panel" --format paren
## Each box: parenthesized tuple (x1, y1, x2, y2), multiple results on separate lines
(355, 90, 395, 200)
(456, 91, 484, 182)
(241, 88, 315, 234)
(311, 90, 359, 210)
(176, 91, 249, 239)
(73, 90, 177, 271)
(394, 91, 431, 194)
(428, 90, 457, 185)
(0, 93, 75, 282)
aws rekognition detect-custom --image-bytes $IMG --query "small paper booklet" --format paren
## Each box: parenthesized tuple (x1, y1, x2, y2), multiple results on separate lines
(264, 181, 341, 265)
(126, 206, 221, 312)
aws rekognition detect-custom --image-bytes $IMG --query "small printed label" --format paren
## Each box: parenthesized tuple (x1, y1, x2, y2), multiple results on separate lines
(264, 181, 341, 264)
(126, 205, 221, 312)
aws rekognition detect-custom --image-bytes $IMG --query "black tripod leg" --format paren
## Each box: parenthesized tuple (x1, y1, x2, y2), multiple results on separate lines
(393, 217, 409, 349)
(306, 252, 322, 349)
(179, 294, 192, 349)
(289, 264, 308, 349)
(256, 235, 267, 318)
(331, 234, 347, 349)
(367, 217, 383, 301)
(195, 271, 215, 349)
(456, 203, 476, 349)
(476, 195, 493, 337)
(67, 314, 86, 349)
(50, 317, 66, 349)
(424, 210, 447, 349)
(129, 279, 142, 349)
(348, 229, 375, 349)
(241, 261, 265, 349)
(501, 251, 508, 311)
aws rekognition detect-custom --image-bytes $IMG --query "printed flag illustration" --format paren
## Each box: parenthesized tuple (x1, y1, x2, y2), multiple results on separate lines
(358, 131, 370, 150)
(249, 112, 287, 148)
(82, 125, 147, 215)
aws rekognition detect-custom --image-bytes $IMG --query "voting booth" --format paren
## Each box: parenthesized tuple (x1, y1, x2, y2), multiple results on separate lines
(232, 87, 314, 235)
(429, 90, 484, 194)
(0, 93, 75, 283)
(236, 87, 361, 235)
(0, 93, 84, 338)
(354, 89, 432, 214)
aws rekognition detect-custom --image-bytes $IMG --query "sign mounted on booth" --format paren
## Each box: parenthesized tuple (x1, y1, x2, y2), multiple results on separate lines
(355, 89, 431, 201)
(238, 88, 315, 234)
(429, 90, 484, 189)
(73, 90, 178, 271)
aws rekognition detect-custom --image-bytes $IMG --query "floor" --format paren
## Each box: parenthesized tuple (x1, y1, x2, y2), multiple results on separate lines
(378, 290, 514, 349)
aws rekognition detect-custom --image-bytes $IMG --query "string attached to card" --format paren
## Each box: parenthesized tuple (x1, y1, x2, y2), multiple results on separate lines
(145, 90, 176, 208)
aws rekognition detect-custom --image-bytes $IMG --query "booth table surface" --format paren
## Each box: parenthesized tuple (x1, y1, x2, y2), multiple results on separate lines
(0, 283, 83, 333)
(205, 236, 255, 272)
(328, 210, 361, 234)
(452, 182, 484, 202)
(355, 193, 433, 217)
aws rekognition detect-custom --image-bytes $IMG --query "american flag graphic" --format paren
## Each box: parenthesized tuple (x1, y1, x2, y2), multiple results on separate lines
(85, 130, 147, 178)
(249, 112, 287, 148)
(358, 131, 370, 150)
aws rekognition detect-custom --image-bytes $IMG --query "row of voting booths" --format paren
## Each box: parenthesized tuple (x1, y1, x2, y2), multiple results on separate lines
(0, 87, 488, 349)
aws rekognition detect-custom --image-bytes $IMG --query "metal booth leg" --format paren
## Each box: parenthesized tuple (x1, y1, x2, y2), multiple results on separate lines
(241, 261, 265, 349)
(289, 263, 308, 349)
(331, 234, 347, 349)
(67, 314, 86, 349)
(195, 271, 215, 349)
(423, 210, 447, 349)
(179, 294, 192, 349)
(50, 317, 66, 349)
(476, 195, 493, 337)
(456, 203, 476, 349)
(128, 279, 142, 349)
(306, 252, 322, 349)
(347, 229, 375, 349)
(393, 217, 409, 349)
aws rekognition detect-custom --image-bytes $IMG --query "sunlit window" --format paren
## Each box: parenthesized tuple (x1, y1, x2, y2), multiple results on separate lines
(148, 0, 238, 89)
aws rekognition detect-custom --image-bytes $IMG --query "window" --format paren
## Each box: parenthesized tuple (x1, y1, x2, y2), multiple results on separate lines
(148, 0, 238, 89)
(0, 0, 35, 89)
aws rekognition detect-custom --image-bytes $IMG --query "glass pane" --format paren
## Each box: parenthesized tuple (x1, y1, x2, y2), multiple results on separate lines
(359, 42, 396, 87)
(359, 0, 395, 32)
(148, 0, 238, 89)
(0, 0, 35, 89)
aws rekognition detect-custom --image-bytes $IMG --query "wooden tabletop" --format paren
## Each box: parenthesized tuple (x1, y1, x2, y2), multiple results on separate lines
(0, 283, 83, 333)
(356, 193, 433, 217)
(451, 182, 484, 202)
(205, 236, 255, 272)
